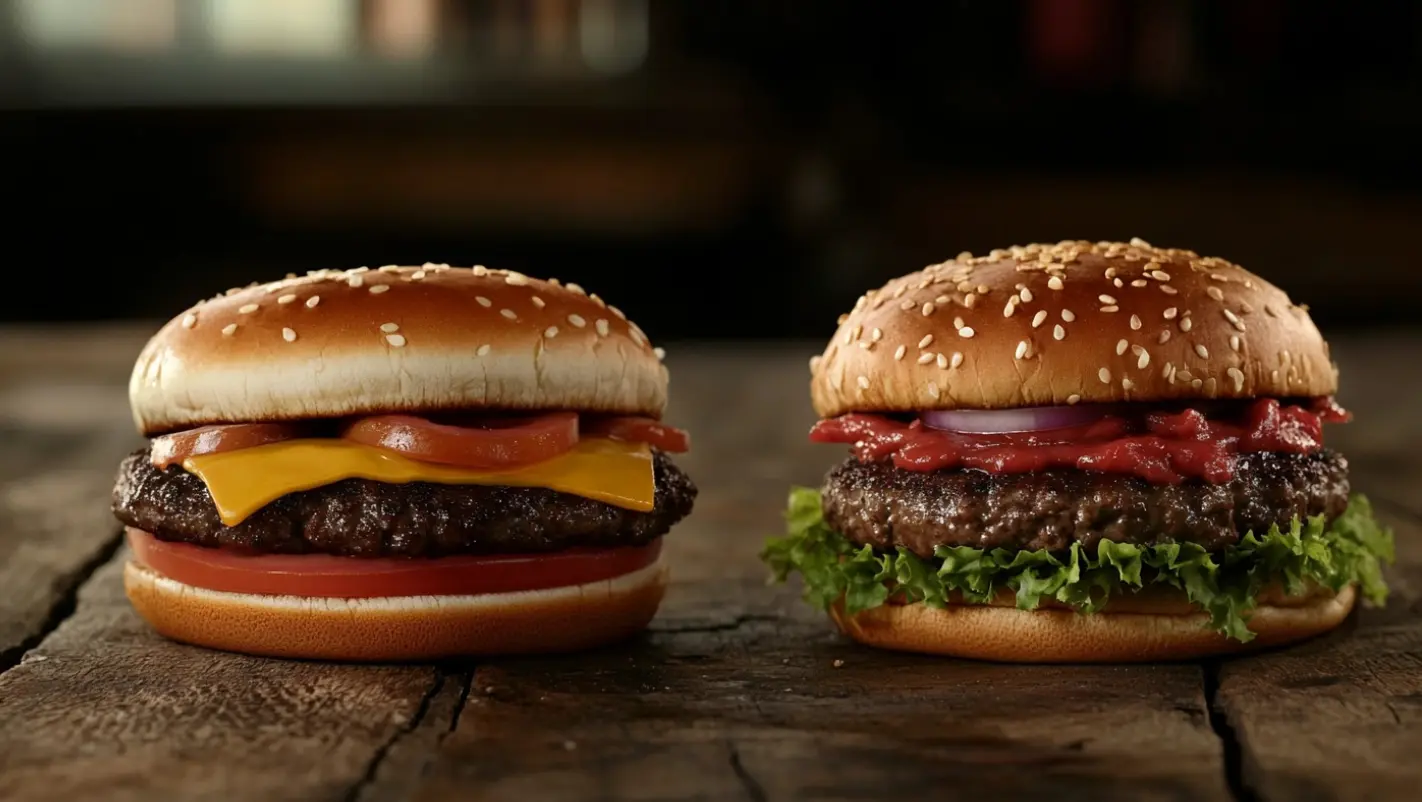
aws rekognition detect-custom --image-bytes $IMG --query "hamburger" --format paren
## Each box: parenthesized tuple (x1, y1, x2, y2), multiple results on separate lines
(116, 264, 696, 661)
(763, 239, 1392, 662)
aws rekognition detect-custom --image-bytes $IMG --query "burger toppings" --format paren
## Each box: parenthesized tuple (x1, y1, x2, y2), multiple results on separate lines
(810, 397, 1345, 484)
(764, 486, 1392, 642)
(126, 528, 664, 598)
(151, 422, 313, 468)
(342, 412, 582, 470)
(114, 447, 695, 558)
(820, 450, 1349, 555)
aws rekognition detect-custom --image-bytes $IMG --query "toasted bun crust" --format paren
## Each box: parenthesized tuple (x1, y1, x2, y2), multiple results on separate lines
(130, 264, 667, 435)
(123, 553, 668, 661)
(828, 584, 1356, 663)
(811, 239, 1336, 417)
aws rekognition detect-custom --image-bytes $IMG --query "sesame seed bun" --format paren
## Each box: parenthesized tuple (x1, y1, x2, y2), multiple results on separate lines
(123, 549, 668, 661)
(811, 239, 1337, 417)
(129, 265, 667, 435)
(829, 583, 1355, 663)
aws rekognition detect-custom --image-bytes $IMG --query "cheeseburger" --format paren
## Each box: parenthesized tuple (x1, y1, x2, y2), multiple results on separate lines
(116, 264, 695, 661)
(763, 240, 1392, 662)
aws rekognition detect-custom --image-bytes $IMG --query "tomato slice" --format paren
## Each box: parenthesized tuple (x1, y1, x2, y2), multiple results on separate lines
(152, 423, 312, 468)
(582, 416, 690, 453)
(341, 412, 579, 470)
(126, 528, 661, 599)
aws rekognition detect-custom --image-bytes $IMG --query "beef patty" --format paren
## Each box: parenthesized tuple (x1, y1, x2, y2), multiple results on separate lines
(821, 449, 1349, 556)
(113, 447, 697, 558)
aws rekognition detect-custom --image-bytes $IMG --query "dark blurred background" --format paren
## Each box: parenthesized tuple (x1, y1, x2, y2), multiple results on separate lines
(2, 0, 1420, 341)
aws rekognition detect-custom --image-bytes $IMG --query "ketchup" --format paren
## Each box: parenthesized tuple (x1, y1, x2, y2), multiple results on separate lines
(809, 397, 1350, 485)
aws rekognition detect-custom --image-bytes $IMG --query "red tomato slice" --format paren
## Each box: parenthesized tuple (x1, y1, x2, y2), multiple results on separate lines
(127, 528, 661, 599)
(582, 416, 691, 453)
(341, 412, 579, 470)
(152, 423, 312, 468)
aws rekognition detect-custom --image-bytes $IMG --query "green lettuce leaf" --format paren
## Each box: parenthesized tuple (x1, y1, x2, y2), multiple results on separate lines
(760, 486, 1394, 642)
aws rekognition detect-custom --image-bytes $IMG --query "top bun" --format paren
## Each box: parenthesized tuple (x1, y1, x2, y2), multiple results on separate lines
(810, 239, 1337, 418)
(130, 264, 667, 435)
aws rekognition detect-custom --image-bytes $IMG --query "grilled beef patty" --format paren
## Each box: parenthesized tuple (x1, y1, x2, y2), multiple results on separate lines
(821, 449, 1349, 557)
(113, 447, 696, 558)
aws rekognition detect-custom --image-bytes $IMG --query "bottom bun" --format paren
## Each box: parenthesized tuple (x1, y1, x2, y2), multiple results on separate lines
(829, 584, 1356, 663)
(124, 555, 667, 662)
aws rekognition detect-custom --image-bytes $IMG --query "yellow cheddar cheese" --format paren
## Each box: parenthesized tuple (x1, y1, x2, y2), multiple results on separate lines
(183, 438, 656, 526)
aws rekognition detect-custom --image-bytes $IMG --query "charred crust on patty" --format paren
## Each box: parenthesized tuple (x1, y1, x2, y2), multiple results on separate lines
(113, 447, 696, 558)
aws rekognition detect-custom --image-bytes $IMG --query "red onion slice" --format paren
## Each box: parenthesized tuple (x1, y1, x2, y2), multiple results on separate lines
(920, 405, 1117, 433)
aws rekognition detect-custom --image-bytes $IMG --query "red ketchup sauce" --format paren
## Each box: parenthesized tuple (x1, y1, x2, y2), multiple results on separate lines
(809, 397, 1350, 485)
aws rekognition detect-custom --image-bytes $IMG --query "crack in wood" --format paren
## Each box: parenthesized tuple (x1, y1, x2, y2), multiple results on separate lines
(345, 668, 446, 802)
(0, 527, 124, 675)
(1204, 661, 1261, 802)
(726, 739, 767, 802)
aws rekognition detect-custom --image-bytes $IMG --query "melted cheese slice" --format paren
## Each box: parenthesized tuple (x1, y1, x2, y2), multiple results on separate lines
(184, 438, 656, 526)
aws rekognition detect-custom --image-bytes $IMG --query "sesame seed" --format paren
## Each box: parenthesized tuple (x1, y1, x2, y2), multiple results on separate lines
(181, 314, 197, 329)
(1194, 378, 1205, 390)
(221, 323, 238, 336)
(1210, 273, 1227, 282)
(1131, 279, 1148, 288)
(919, 334, 935, 348)
(609, 306, 626, 320)
(375, 323, 399, 334)
(505, 273, 528, 286)
(238, 304, 259, 314)
(1230, 335, 1241, 351)
(1048, 276, 1064, 290)
(368, 284, 390, 295)
(1015, 341, 1029, 360)
(1105, 267, 1118, 279)
(476, 296, 492, 308)
(1195, 343, 1209, 358)
(566, 283, 586, 295)
(977, 284, 990, 294)
(900, 299, 916, 311)
(857, 376, 871, 390)
(922, 302, 935, 316)
(1177, 369, 1194, 382)
(1244, 280, 1254, 289)
(378, 265, 400, 272)
(870, 327, 883, 342)
(959, 327, 975, 338)
(953, 316, 964, 330)
(1116, 339, 1129, 355)
(925, 383, 941, 400)
(1228, 367, 1245, 391)
(589, 293, 605, 307)
(851, 325, 862, 341)
(1032, 310, 1048, 328)
(1099, 367, 1111, 384)
(1067, 394, 1081, 405)
(1114, 278, 1124, 288)
(500, 309, 517, 320)
(1163, 307, 1178, 319)
(277, 294, 297, 305)
(476, 344, 491, 356)
(1122, 378, 1135, 391)
(282, 327, 297, 342)
(1162, 362, 1173, 379)
(1130, 314, 1142, 330)
(595, 319, 610, 337)
(936, 295, 952, 306)
(410, 271, 426, 280)
(1053, 324, 1065, 340)
(653, 347, 666, 361)
(1061, 309, 1076, 322)
(1180, 317, 1193, 332)
(1003, 301, 1016, 317)
(894, 345, 907, 361)
(544, 326, 559, 338)
(1272, 369, 1280, 382)
(1160, 285, 1178, 295)
(1206, 286, 1224, 301)
(917, 353, 935, 365)
(1159, 330, 1171, 344)
(1151, 270, 1171, 281)
(306, 296, 321, 309)
(857, 341, 872, 351)
(1020, 288, 1034, 303)
(629, 327, 646, 346)
(957, 281, 973, 293)
(950, 352, 964, 369)
(348, 274, 364, 288)
(1099, 294, 1117, 305)
(568, 314, 586, 328)
(1101, 305, 1119, 313)
(386, 334, 406, 347)
(937, 353, 949, 369)
(1135, 347, 1150, 369)
(964, 293, 978, 308)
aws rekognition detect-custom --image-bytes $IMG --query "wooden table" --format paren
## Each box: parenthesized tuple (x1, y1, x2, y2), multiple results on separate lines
(1, 323, 1419, 802)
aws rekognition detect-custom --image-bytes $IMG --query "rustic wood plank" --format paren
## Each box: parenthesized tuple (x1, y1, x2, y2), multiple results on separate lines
(0, 555, 444, 802)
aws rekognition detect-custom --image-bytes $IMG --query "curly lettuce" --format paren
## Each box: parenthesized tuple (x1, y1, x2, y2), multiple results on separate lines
(760, 487, 1394, 641)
